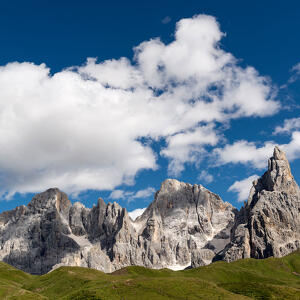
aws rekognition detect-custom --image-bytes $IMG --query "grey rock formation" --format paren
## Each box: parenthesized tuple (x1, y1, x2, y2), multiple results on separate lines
(0, 180, 235, 274)
(216, 146, 300, 262)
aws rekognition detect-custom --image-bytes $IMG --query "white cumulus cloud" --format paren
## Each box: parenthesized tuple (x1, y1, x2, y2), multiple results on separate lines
(228, 175, 259, 202)
(214, 131, 300, 169)
(0, 14, 279, 197)
(214, 140, 275, 169)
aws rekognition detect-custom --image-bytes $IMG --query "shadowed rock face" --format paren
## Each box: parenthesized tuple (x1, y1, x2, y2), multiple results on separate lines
(0, 147, 299, 274)
(216, 146, 300, 262)
(0, 189, 79, 274)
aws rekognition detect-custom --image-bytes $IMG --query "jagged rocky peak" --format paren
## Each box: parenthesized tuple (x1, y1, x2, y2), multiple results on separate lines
(146, 178, 233, 213)
(136, 178, 236, 268)
(217, 146, 300, 262)
(150, 178, 195, 210)
(28, 187, 71, 214)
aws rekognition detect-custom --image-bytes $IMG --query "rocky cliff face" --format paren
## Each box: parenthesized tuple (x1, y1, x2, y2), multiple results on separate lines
(216, 146, 300, 262)
(0, 147, 299, 274)
(0, 180, 235, 274)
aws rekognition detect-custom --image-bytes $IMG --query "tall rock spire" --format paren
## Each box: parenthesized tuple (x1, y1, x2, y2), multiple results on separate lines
(254, 146, 296, 192)
(216, 147, 300, 262)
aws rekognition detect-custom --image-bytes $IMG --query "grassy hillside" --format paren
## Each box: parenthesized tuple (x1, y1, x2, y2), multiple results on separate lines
(1, 251, 300, 299)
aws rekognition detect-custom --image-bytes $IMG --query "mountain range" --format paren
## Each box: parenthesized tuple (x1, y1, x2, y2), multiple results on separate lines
(0, 146, 299, 275)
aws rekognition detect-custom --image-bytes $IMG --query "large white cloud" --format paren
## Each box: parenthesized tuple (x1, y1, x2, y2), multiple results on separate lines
(0, 14, 279, 197)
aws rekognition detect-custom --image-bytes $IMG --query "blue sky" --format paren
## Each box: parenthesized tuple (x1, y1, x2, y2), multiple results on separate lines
(0, 0, 299, 217)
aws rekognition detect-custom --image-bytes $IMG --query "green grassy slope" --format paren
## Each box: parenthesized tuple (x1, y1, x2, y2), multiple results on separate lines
(1, 251, 300, 299)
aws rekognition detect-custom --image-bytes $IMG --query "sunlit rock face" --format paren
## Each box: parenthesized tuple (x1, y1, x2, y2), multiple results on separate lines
(0, 146, 299, 275)
(216, 147, 300, 262)
(134, 179, 236, 269)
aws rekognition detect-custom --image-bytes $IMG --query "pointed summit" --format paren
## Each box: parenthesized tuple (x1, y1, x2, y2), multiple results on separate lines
(159, 179, 184, 193)
(28, 188, 71, 214)
(265, 146, 294, 191)
(249, 147, 299, 203)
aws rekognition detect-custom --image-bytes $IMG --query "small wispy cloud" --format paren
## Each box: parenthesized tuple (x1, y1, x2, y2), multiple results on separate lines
(161, 16, 171, 24)
(198, 170, 214, 184)
(281, 62, 300, 88)
(274, 117, 300, 135)
(109, 187, 155, 202)
(289, 62, 300, 83)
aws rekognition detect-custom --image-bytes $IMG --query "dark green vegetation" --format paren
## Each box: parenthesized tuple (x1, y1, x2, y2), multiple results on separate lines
(1, 251, 300, 299)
